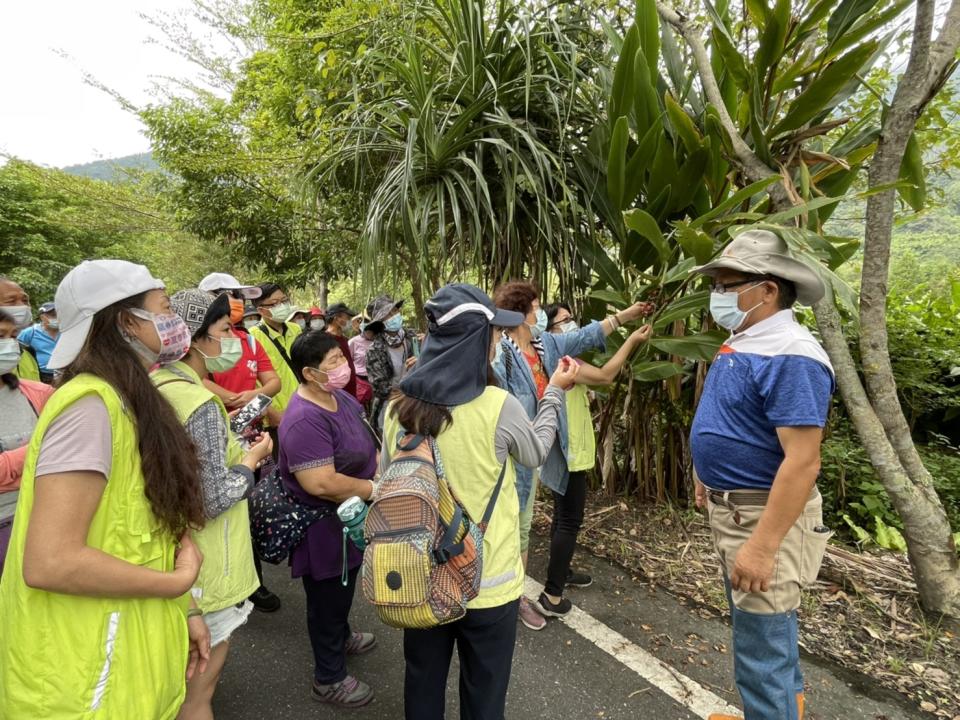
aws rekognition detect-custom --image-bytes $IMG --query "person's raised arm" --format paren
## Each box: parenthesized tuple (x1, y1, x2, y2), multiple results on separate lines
(575, 324, 652, 386)
(22, 470, 199, 598)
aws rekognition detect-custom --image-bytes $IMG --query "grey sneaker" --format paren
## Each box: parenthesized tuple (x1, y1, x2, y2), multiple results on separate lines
(518, 596, 546, 630)
(345, 631, 377, 656)
(312, 675, 374, 708)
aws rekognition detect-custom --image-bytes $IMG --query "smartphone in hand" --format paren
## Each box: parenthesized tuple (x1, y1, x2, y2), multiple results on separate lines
(229, 394, 273, 436)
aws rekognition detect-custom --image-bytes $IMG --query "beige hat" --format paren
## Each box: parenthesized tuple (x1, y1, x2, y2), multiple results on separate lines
(692, 229, 825, 305)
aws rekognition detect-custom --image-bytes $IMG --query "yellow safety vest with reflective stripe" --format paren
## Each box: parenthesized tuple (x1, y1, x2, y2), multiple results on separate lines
(152, 361, 258, 614)
(565, 384, 596, 473)
(0, 373, 189, 719)
(250, 321, 302, 414)
(384, 386, 522, 609)
(14, 348, 40, 381)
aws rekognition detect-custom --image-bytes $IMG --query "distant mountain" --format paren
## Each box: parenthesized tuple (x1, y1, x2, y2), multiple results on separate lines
(62, 153, 159, 182)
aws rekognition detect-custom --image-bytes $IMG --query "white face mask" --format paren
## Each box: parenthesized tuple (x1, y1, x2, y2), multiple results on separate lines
(243, 317, 259, 330)
(309, 318, 324, 330)
(4, 305, 32, 329)
(0, 338, 21, 374)
(293, 318, 307, 330)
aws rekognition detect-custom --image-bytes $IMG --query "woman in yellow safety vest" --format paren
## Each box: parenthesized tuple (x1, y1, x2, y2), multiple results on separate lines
(154, 288, 274, 719)
(381, 283, 579, 719)
(0, 259, 207, 719)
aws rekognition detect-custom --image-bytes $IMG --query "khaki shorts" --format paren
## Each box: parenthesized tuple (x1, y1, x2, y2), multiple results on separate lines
(707, 489, 832, 615)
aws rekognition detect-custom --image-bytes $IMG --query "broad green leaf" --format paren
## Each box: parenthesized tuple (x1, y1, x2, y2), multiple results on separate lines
(624, 208, 670, 263)
(649, 330, 727, 361)
(827, 0, 881, 43)
(664, 93, 702, 155)
(607, 116, 629, 210)
(632, 360, 685, 382)
(660, 21, 686, 97)
(951, 280, 960, 309)
(744, 0, 770, 28)
(690, 176, 779, 229)
(898, 131, 926, 212)
(611, 27, 639, 125)
(770, 40, 879, 136)
(636, 0, 660, 81)
(874, 517, 907, 552)
(589, 289, 630, 306)
(764, 196, 844, 224)
(579, 238, 624, 290)
(754, 0, 790, 78)
(653, 290, 710, 328)
(664, 257, 697, 284)
(676, 225, 715, 264)
(670, 149, 711, 213)
(623, 123, 661, 205)
(707, 21, 750, 91)
(843, 514, 873, 544)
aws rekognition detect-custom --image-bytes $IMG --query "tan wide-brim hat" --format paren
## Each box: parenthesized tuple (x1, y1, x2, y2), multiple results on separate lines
(692, 229, 826, 305)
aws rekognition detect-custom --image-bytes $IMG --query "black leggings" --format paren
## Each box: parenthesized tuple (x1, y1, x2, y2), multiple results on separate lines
(544, 470, 588, 596)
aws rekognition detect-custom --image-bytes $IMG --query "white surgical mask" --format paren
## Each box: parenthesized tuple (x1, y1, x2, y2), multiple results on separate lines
(0, 338, 21, 374)
(4, 306, 32, 329)
(528, 308, 548, 339)
(709, 284, 763, 332)
(309, 318, 324, 330)
(559, 320, 578, 334)
(267, 302, 293, 324)
(293, 318, 307, 330)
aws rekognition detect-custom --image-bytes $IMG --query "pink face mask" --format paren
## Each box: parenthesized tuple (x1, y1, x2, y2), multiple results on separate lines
(315, 360, 352, 392)
(127, 309, 192, 366)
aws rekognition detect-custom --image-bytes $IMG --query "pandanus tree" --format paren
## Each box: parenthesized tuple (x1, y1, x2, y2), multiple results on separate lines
(303, 0, 606, 306)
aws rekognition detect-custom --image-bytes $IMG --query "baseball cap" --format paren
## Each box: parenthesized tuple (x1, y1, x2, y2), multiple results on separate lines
(198, 272, 262, 300)
(423, 284, 524, 329)
(326, 301, 358, 318)
(39, 302, 56, 315)
(48, 259, 166, 370)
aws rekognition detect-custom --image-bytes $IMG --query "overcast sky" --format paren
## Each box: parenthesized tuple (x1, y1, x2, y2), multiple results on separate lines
(0, 0, 208, 168)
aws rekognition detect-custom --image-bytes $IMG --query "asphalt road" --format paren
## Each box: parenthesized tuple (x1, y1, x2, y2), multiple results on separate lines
(214, 532, 924, 719)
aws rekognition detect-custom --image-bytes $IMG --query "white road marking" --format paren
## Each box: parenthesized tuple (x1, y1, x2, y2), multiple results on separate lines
(525, 577, 740, 719)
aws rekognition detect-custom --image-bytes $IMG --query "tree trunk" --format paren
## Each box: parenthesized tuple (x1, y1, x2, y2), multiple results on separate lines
(316, 276, 329, 309)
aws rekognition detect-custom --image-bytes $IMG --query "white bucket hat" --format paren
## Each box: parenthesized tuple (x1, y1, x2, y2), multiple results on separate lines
(47, 259, 166, 370)
(691, 229, 825, 305)
(198, 272, 262, 300)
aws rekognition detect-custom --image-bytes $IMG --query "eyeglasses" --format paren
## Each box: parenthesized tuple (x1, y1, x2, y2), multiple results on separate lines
(710, 278, 764, 294)
(259, 297, 289, 308)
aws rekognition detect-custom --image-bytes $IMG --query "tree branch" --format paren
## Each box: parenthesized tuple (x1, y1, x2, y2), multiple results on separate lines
(654, 2, 792, 210)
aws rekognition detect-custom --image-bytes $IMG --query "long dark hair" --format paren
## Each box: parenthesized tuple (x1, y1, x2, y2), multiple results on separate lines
(60, 292, 205, 538)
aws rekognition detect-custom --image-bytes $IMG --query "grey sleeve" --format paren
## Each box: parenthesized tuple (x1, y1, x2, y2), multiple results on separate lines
(34, 395, 113, 479)
(184, 401, 255, 519)
(494, 386, 564, 466)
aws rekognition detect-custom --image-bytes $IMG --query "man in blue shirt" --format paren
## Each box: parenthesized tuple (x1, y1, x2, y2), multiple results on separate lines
(690, 229, 835, 720)
(17, 301, 59, 383)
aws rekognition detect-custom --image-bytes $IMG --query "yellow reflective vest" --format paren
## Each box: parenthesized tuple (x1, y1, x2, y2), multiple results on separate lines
(565, 384, 596, 473)
(383, 386, 522, 609)
(152, 362, 259, 614)
(0, 373, 189, 719)
(250, 321, 302, 415)
(14, 348, 40, 382)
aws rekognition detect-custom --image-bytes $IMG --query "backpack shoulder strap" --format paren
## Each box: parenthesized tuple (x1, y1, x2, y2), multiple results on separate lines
(259, 323, 295, 373)
(480, 463, 507, 529)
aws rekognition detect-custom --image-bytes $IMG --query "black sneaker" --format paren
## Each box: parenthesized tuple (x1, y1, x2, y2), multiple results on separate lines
(249, 586, 281, 613)
(535, 592, 572, 618)
(565, 571, 593, 589)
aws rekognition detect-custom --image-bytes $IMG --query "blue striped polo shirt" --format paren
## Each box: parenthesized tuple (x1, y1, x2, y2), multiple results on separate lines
(691, 310, 835, 491)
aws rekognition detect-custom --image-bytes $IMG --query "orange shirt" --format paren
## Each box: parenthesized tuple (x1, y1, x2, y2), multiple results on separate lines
(523, 350, 549, 400)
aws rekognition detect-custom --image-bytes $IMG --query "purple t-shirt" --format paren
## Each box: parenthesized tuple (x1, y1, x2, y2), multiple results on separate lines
(278, 390, 377, 580)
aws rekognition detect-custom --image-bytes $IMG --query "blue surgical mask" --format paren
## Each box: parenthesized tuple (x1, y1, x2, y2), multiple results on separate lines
(709, 284, 763, 332)
(529, 308, 548, 339)
(384, 315, 403, 333)
(0, 338, 21, 374)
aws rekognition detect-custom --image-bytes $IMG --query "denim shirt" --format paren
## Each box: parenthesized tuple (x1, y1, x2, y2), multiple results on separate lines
(491, 320, 606, 505)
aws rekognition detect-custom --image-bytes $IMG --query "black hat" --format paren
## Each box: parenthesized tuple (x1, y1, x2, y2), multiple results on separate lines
(399, 284, 524, 407)
(326, 301, 357, 318)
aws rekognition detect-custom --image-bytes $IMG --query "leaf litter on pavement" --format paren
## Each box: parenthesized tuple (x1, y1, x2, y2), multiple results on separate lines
(532, 495, 960, 718)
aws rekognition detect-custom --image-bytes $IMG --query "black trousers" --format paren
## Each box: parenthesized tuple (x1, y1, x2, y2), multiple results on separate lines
(544, 470, 588, 596)
(403, 599, 520, 720)
(302, 567, 358, 684)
